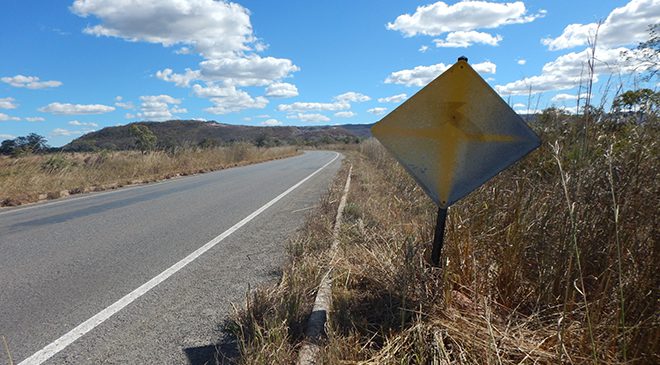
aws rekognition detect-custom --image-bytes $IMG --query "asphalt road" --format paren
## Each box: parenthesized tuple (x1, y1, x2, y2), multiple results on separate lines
(0, 150, 341, 364)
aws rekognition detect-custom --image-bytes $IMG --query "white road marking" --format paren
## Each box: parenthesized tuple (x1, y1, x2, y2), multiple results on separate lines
(291, 205, 317, 213)
(18, 152, 340, 365)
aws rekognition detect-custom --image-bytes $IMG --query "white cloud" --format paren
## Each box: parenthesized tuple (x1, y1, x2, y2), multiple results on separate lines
(71, 0, 254, 58)
(25, 117, 45, 122)
(261, 118, 282, 126)
(115, 101, 135, 109)
(265, 82, 299, 98)
(72, 0, 299, 115)
(551, 93, 590, 102)
(367, 107, 388, 116)
(542, 0, 660, 51)
(517, 59, 527, 65)
(39, 102, 115, 115)
(335, 91, 371, 103)
(1, 75, 62, 89)
(69, 120, 99, 127)
(0, 97, 17, 109)
(175, 47, 191, 55)
(200, 86, 268, 114)
(385, 61, 496, 87)
(419, 45, 429, 53)
(513, 103, 526, 108)
(513, 107, 543, 115)
(495, 47, 648, 95)
(277, 101, 350, 112)
(0, 134, 15, 139)
(378, 93, 408, 103)
(388, 1, 544, 37)
(155, 68, 200, 87)
(51, 128, 86, 137)
(433, 31, 502, 48)
(287, 113, 331, 123)
(134, 95, 186, 120)
(0, 113, 21, 121)
(334, 111, 356, 118)
(199, 55, 299, 87)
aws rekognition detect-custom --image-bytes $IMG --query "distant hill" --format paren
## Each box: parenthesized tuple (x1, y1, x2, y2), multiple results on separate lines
(63, 120, 374, 152)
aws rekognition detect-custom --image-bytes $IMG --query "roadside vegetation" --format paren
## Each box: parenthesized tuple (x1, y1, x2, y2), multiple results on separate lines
(227, 89, 658, 364)
(0, 143, 298, 207)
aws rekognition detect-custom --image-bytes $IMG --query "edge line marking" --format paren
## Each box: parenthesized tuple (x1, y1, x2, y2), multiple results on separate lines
(18, 152, 340, 365)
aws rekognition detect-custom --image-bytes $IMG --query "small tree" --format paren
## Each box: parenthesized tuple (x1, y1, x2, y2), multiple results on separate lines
(129, 124, 157, 153)
(612, 89, 659, 122)
(0, 133, 48, 156)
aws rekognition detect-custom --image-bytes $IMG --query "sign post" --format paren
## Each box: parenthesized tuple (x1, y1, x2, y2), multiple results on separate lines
(431, 207, 448, 266)
(371, 56, 540, 267)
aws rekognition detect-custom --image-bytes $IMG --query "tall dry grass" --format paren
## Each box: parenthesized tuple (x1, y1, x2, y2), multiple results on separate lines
(0, 143, 298, 206)
(229, 114, 658, 364)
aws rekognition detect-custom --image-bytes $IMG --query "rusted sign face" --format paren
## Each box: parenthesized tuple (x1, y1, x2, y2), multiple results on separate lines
(372, 58, 540, 208)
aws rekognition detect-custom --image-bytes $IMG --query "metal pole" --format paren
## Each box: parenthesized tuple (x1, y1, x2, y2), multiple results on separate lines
(431, 207, 448, 267)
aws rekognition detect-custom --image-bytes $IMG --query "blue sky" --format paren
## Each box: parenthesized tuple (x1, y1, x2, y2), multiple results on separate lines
(1, 0, 658, 146)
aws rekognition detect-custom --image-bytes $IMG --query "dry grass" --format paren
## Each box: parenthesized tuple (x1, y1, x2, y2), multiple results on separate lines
(229, 114, 658, 364)
(0, 143, 298, 207)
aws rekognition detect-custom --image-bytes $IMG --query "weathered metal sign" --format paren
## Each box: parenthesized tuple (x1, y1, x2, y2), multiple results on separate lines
(372, 57, 540, 209)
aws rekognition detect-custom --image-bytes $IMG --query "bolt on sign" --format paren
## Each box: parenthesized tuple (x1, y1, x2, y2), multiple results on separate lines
(371, 57, 540, 266)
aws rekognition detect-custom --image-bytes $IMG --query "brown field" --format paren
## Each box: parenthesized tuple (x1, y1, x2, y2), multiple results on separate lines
(229, 115, 658, 364)
(0, 144, 298, 207)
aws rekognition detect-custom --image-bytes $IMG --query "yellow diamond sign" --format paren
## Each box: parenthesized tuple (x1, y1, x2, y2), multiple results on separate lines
(372, 58, 540, 208)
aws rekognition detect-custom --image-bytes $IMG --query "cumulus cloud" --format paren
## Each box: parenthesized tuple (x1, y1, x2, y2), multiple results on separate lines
(277, 101, 350, 113)
(542, 0, 660, 50)
(389, 1, 543, 36)
(199, 55, 299, 87)
(0, 113, 21, 121)
(495, 47, 649, 95)
(378, 93, 408, 103)
(385, 61, 496, 87)
(265, 82, 299, 98)
(367, 107, 388, 116)
(71, 0, 254, 58)
(0, 97, 17, 109)
(72, 0, 299, 114)
(155, 68, 200, 87)
(132, 95, 186, 120)
(334, 111, 356, 118)
(335, 91, 371, 103)
(261, 118, 282, 126)
(517, 59, 527, 65)
(551, 93, 590, 102)
(387, 1, 544, 48)
(25, 117, 45, 122)
(39, 102, 115, 115)
(115, 101, 135, 109)
(51, 128, 86, 137)
(287, 113, 331, 123)
(433, 31, 502, 48)
(1, 75, 62, 89)
(198, 86, 268, 114)
(0, 134, 15, 139)
(114, 96, 135, 109)
(69, 120, 99, 127)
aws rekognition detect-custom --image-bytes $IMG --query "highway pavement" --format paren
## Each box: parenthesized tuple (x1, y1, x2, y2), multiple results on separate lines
(0, 150, 341, 364)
